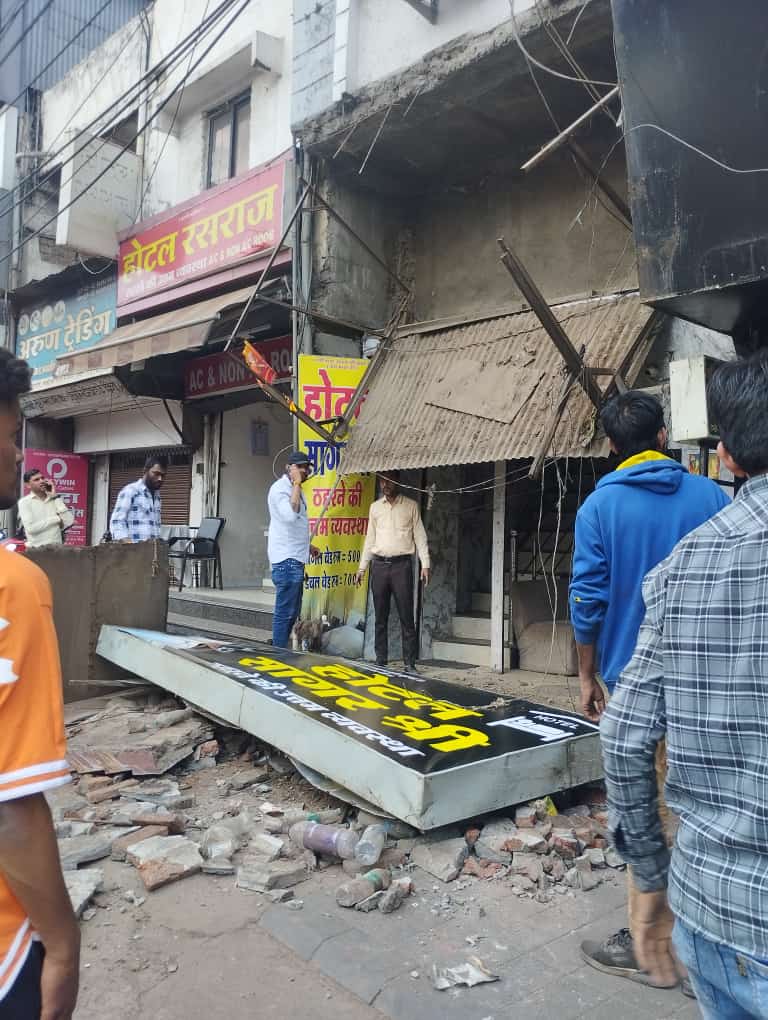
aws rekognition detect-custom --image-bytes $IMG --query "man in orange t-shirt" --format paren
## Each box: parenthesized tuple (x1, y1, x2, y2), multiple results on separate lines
(0, 349, 79, 1019)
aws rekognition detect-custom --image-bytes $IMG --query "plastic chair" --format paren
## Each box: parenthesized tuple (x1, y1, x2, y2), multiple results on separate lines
(168, 517, 226, 591)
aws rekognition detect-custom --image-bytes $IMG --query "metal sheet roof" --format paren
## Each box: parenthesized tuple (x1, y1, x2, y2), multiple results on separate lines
(341, 293, 660, 473)
(54, 285, 256, 377)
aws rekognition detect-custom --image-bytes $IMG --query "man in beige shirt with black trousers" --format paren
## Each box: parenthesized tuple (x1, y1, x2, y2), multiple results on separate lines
(357, 472, 430, 673)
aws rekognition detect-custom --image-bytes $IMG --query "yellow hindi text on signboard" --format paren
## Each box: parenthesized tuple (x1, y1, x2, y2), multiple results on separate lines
(297, 354, 375, 622)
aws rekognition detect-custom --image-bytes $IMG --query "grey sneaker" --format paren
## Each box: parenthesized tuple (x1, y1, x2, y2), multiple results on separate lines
(580, 928, 678, 988)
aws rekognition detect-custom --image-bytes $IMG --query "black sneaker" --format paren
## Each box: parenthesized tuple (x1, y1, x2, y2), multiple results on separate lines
(404, 662, 419, 674)
(376, 660, 387, 668)
(580, 928, 678, 988)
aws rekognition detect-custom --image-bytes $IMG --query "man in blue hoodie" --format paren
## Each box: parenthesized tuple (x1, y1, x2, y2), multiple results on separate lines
(570, 390, 729, 988)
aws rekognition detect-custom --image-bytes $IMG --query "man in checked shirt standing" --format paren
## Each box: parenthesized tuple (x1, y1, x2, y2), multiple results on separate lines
(601, 351, 768, 1015)
(109, 456, 166, 542)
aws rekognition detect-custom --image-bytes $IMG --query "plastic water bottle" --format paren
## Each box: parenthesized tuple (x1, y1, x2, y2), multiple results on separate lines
(354, 824, 387, 866)
(336, 868, 392, 907)
(289, 821, 359, 859)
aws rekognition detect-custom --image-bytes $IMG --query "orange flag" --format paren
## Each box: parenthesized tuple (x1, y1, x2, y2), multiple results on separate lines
(243, 340, 278, 385)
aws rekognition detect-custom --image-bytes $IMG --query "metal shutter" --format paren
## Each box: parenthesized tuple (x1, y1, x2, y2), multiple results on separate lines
(109, 449, 192, 526)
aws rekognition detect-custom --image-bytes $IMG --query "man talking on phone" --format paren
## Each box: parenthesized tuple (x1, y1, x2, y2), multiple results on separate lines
(267, 451, 320, 647)
(17, 470, 74, 548)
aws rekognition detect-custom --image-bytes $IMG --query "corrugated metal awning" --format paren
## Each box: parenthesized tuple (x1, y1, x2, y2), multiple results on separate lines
(341, 293, 661, 473)
(53, 285, 256, 378)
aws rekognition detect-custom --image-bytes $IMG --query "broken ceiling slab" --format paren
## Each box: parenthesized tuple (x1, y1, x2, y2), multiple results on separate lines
(96, 627, 602, 830)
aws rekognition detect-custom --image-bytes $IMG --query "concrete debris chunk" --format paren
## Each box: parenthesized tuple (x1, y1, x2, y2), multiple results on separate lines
(550, 834, 580, 860)
(474, 818, 516, 864)
(604, 848, 625, 869)
(251, 834, 285, 861)
(126, 835, 203, 891)
(508, 852, 541, 876)
(462, 857, 505, 880)
(411, 834, 469, 883)
(236, 860, 307, 893)
(228, 768, 271, 791)
(503, 829, 548, 854)
(111, 826, 169, 862)
(201, 857, 236, 876)
(266, 888, 295, 904)
(65, 868, 103, 918)
(583, 848, 606, 868)
(379, 877, 413, 914)
(58, 833, 120, 871)
(515, 804, 538, 828)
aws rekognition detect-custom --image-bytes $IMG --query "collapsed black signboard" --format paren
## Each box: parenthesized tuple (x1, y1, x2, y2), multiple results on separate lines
(148, 634, 599, 776)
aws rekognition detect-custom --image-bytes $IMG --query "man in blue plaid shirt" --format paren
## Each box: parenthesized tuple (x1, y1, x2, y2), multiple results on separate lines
(109, 456, 166, 542)
(601, 352, 768, 1016)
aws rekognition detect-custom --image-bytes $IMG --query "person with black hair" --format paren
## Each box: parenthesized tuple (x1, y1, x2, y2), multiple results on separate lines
(0, 349, 80, 1017)
(600, 350, 768, 1012)
(17, 469, 74, 548)
(571, 389, 728, 990)
(108, 455, 167, 543)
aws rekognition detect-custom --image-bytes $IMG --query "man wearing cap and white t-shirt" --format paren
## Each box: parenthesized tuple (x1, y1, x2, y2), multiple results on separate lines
(267, 451, 321, 647)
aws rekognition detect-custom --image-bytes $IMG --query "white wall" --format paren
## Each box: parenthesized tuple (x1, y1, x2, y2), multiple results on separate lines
(73, 401, 185, 453)
(348, 0, 534, 93)
(41, 18, 147, 154)
(90, 453, 110, 543)
(141, 0, 294, 217)
(40, 1, 294, 233)
(217, 401, 292, 587)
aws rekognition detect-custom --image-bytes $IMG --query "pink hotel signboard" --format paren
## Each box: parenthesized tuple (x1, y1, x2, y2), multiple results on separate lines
(117, 159, 286, 312)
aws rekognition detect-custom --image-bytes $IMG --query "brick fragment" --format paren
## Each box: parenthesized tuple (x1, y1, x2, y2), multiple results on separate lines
(514, 805, 537, 828)
(111, 826, 169, 862)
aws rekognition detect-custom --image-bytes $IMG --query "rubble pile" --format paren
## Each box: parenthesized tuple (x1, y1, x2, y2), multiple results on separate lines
(455, 793, 624, 901)
(56, 692, 622, 921)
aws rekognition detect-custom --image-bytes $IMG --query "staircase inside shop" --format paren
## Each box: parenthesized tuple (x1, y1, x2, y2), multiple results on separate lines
(167, 587, 275, 642)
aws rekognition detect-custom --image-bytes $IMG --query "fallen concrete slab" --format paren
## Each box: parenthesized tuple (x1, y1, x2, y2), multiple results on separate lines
(97, 627, 602, 830)
(65, 868, 103, 918)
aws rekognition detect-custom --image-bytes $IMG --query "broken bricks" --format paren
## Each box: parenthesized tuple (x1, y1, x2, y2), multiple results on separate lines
(111, 825, 170, 862)
(410, 833, 468, 883)
(236, 860, 307, 893)
(126, 835, 203, 891)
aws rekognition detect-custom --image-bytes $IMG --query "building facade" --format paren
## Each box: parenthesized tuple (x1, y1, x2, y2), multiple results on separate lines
(290, 0, 735, 667)
(6, 0, 298, 587)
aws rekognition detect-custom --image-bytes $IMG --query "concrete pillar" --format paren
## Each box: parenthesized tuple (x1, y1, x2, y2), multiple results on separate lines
(490, 460, 506, 672)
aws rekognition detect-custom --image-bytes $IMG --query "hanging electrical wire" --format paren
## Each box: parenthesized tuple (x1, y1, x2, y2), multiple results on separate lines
(0, 0, 252, 273)
(132, 0, 214, 221)
(507, 4, 617, 87)
(0, 0, 243, 233)
(2, 0, 117, 112)
(0, 0, 56, 73)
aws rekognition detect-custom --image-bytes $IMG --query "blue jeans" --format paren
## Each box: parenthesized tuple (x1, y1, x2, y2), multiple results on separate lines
(271, 558, 305, 648)
(673, 919, 768, 1019)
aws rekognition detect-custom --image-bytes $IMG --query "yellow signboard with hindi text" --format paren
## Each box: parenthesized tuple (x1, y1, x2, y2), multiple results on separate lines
(297, 355, 375, 624)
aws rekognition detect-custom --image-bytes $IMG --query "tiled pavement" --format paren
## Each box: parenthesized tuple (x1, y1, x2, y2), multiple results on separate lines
(259, 869, 700, 1020)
